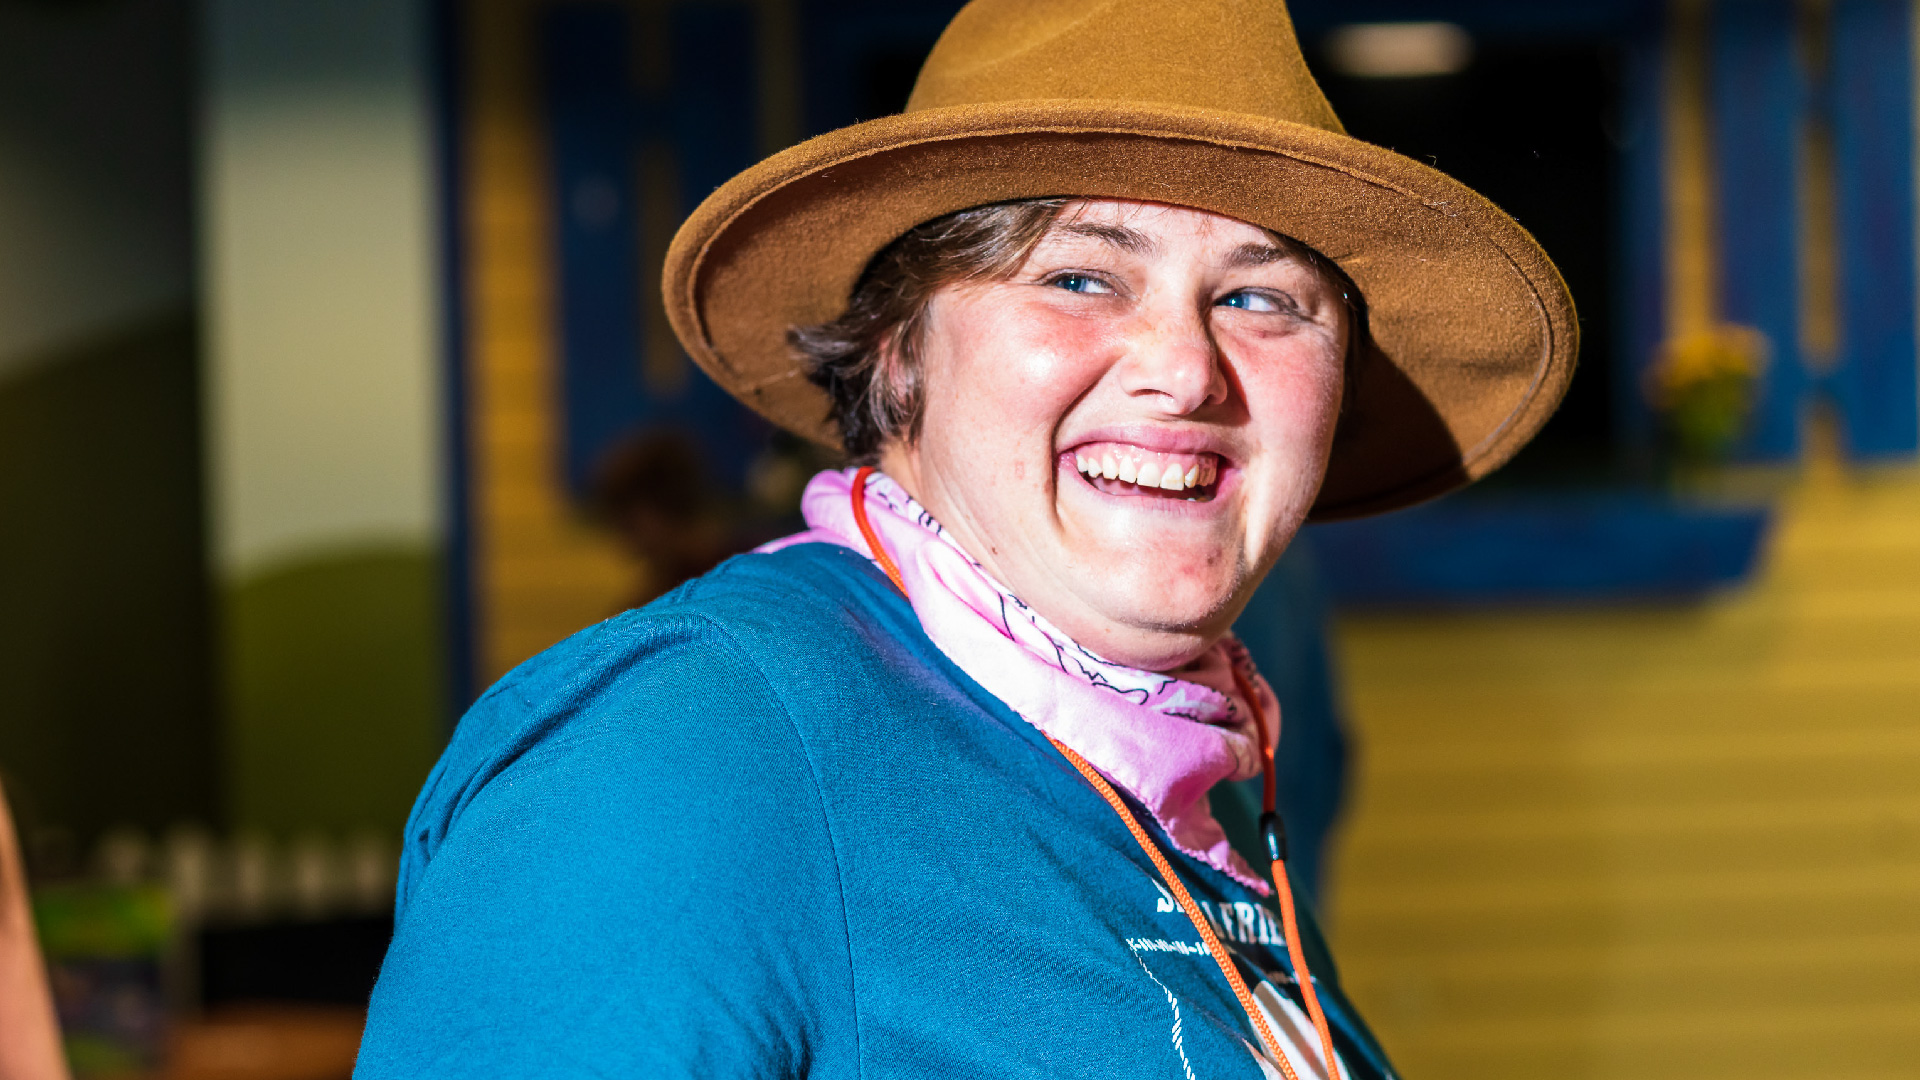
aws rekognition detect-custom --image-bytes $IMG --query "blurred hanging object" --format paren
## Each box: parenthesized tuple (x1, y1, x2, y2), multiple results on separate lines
(1646, 323, 1768, 462)
(1646, 0, 1766, 466)
(0, 781, 71, 1080)
(592, 431, 760, 609)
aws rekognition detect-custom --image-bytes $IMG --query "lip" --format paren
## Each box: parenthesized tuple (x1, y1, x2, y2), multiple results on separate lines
(1056, 425, 1241, 504)
(1059, 425, 1240, 466)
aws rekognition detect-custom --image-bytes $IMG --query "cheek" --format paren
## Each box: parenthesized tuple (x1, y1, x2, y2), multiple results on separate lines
(930, 301, 1116, 445)
(1240, 340, 1345, 450)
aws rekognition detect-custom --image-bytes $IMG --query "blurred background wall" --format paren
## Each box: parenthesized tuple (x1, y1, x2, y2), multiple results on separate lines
(201, 0, 445, 840)
(1, 0, 1917, 1077)
(1, 0, 448, 849)
(2, 2, 447, 1069)
(0, 0, 212, 854)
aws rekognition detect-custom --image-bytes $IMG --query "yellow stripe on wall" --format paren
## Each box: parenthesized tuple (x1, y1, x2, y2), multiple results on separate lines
(1665, 0, 1717, 341)
(463, 0, 632, 683)
(1327, 452, 1920, 1079)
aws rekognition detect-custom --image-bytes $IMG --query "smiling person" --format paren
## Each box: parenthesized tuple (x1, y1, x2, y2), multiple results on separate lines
(356, 1, 1573, 1077)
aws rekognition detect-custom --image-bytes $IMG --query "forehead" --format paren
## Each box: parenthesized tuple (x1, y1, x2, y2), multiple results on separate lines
(1039, 198, 1277, 251)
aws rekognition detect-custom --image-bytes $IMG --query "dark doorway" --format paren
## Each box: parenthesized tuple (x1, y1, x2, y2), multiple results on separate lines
(1308, 39, 1624, 483)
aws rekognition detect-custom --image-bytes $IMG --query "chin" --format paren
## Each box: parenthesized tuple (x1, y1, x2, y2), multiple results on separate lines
(1088, 560, 1240, 638)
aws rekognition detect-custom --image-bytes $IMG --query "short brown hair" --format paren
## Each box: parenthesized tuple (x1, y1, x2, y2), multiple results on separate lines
(790, 199, 1367, 462)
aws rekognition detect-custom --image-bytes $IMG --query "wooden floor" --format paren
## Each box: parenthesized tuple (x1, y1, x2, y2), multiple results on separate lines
(1327, 449, 1920, 1079)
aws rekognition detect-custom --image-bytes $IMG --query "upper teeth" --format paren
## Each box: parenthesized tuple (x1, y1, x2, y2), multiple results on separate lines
(1073, 450, 1217, 492)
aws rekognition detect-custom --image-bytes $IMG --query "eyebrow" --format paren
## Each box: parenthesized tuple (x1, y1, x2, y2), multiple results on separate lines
(1051, 220, 1159, 256)
(1223, 240, 1295, 269)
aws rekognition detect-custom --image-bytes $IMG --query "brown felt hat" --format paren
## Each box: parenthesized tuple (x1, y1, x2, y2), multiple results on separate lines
(662, 0, 1577, 520)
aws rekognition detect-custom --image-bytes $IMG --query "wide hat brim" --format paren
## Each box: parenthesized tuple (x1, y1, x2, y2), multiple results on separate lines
(663, 99, 1578, 521)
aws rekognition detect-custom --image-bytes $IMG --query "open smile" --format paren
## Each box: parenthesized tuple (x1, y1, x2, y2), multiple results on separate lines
(1064, 441, 1222, 500)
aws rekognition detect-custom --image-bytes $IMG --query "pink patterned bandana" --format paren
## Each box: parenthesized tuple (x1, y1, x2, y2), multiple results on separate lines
(760, 468, 1278, 892)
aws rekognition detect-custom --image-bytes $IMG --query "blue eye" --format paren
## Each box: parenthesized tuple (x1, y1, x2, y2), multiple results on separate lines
(1219, 290, 1283, 312)
(1051, 273, 1112, 294)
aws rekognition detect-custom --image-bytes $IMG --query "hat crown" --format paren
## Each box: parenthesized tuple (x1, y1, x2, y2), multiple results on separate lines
(906, 0, 1345, 135)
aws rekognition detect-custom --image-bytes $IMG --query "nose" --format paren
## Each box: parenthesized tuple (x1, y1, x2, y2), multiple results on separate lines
(1114, 300, 1230, 414)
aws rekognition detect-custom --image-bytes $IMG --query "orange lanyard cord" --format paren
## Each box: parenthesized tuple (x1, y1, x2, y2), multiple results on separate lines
(1047, 737, 1301, 1078)
(850, 468, 909, 594)
(849, 467, 1329, 1077)
(1233, 664, 1342, 1080)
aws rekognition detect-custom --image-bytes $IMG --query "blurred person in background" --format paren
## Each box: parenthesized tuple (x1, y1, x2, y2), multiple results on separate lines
(592, 430, 755, 609)
(357, 0, 1573, 1076)
(1, 780, 68, 1080)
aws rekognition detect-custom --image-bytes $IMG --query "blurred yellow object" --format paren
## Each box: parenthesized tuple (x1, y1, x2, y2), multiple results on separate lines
(1, 780, 71, 1080)
(1645, 324, 1769, 462)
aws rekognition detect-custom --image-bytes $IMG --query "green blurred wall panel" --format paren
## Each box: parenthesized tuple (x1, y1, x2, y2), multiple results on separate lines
(0, 316, 219, 843)
(225, 546, 444, 835)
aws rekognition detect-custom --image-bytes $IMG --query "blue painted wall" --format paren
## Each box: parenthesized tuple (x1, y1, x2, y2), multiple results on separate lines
(1712, 0, 1808, 460)
(1831, 0, 1919, 457)
(542, 3, 770, 498)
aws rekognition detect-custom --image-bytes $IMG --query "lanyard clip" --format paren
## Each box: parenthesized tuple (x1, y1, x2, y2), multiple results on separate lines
(1259, 811, 1288, 865)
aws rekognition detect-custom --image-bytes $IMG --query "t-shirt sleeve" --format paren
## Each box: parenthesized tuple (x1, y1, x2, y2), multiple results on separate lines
(354, 613, 854, 1078)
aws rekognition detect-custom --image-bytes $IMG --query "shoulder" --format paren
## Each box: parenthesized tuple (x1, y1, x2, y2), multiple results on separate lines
(365, 545, 885, 1073)
(395, 543, 913, 901)
(461, 541, 898, 733)
(546, 540, 908, 680)
(459, 541, 913, 742)
(656, 539, 919, 660)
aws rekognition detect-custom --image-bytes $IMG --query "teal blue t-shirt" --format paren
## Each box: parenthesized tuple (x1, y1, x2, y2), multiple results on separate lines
(355, 543, 1400, 1079)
